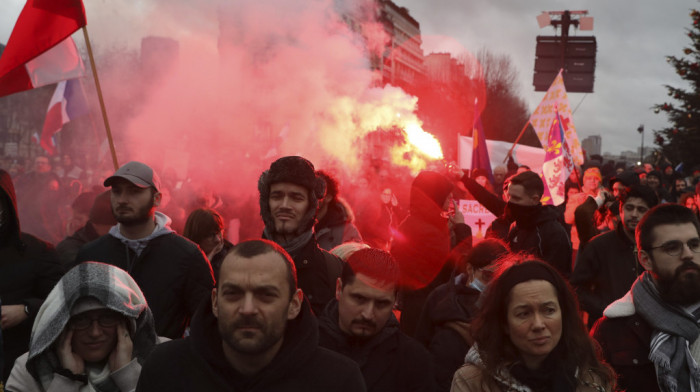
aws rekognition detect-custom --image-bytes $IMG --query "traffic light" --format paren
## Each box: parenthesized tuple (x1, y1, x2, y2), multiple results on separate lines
(533, 35, 597, 93)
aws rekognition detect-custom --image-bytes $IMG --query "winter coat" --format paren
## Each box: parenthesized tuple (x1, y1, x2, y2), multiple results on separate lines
(590, 292, 660, 392)
(318, 300, 435, 392)
(136, 296, 366, 392)
(0, 170, 63, 381)
(571, 222, 642, 326)
(392, 172, 470, 337)
(315, 199, 362, 251)
(55, 221, 100, 267)
(75, 224, 215, 339)
(6, 262, 159, 392)
(506, 205, 572, 279)
(415, 281, 481, 392)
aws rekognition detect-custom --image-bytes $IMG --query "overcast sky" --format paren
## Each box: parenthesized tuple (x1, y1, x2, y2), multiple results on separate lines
(1, 0, 698, 156)
(395, 0, 699, 156)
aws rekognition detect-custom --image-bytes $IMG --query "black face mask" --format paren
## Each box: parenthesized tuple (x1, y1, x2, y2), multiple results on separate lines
(504, 202, 540, 223)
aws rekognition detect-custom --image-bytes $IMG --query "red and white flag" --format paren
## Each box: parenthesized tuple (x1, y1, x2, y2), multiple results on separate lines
(0, 0, 87, 98)
(40, 78, 88, 155)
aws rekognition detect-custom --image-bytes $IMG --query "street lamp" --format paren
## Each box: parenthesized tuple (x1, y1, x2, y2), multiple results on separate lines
(637, 124, 644, 163)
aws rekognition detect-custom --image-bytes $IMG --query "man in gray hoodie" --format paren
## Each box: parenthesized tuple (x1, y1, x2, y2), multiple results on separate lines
(75, 161, 214, 339)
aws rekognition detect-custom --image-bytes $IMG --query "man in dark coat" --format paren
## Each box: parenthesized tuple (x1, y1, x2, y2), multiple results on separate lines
(391, 171, 471, 337)
(314, 170, 362, 251)
(0, 169, 63, 381)
(572, 185, 658, 327)
(136, 240, 366, 392)
(76, 161, 214, 339)
(505, 171, 572, 278)
(318, 248, 434, 392)
(592, 204, 700, 392)
(258, 156, 343, 315)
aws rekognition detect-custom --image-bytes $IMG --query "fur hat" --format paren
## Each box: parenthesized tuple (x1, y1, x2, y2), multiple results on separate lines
(258, 156, 326, 237)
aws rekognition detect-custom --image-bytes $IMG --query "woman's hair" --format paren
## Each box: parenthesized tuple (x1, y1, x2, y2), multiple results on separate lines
(471, 253, 615, 389)
(183, 208, 224, 245)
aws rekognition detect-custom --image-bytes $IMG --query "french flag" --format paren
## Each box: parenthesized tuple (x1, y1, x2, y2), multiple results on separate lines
(40, 78, 88, 155)
(0, 0, 87, 98)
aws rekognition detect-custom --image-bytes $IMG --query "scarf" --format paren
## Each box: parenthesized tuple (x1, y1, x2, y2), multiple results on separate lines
(263, 227, 314, 255)
(632, 272, 700, 392)
(26, 262, 157, 391)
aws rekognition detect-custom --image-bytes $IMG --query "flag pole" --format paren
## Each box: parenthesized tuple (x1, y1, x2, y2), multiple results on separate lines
(82, 26, 119, 170)
(504, 121, 530, 163)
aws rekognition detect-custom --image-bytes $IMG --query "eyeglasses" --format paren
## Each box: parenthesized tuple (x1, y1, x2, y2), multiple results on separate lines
(650, 238, 700, 256)
(70, 311, 122, 330)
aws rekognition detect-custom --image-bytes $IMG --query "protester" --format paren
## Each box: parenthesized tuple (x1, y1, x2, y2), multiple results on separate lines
(451, 257, 615, 391)
(314, 170, 362, 251)
(258, 156, 343, 315)
(571, 185, 658, 328)
(6, 262, 158, 392)
(75, 161, 214, 339)
(136, 239, 366, 391)
(504, 171, 572, 278)
(0, 169, 64, 382)
(318, 248, 434, 392)
(565, 167, 603, 262)
(183, 207, 234, 280)
(56, 191, 117, 267)
(416, 238, 509, 392)
(14, 156, 63, 244)
(391, 170, 471, 337)
(592, 204, 700, 391)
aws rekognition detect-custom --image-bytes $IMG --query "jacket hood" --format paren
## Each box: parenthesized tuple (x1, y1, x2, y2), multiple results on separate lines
(317, 197, 355, 229)
(190, 292, 320, 388)
(409, 171, 453, 220)
(0, 169, 21, 241)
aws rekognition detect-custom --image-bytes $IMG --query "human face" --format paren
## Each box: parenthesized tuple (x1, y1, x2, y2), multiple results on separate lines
(69, 309, 121, 363)
(336, 273, 396, 339)
(34, 157, 51, 173)
(685, 197, 697, 211)
(493, 168, 507, 184)
(620, 197, 649, 233)
(582, 175, 600, 195)
(507, 184, 539, 206)
(612, 182, 626, 198)
(110, 179, 159, 226)
(506, 280, 562, 370)
(200, 229, 224, 255)
(640, 223, 700, 305)
(212, 252, 302, 358)
(646, 176, 660, 190)
(269, 183, 310, 236)
(676, 179, 687, 193)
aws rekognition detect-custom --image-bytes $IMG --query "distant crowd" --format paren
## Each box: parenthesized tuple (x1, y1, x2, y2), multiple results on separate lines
(1, 152, 700, 392)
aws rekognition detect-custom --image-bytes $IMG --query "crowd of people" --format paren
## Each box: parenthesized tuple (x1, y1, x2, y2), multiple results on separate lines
(1, 152, 700, 392)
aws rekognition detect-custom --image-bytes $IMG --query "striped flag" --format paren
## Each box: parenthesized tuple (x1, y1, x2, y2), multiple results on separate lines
(40, 78, 88, 154)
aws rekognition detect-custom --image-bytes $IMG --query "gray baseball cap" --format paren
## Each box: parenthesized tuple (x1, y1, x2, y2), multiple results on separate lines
(104, 161, 161, 191)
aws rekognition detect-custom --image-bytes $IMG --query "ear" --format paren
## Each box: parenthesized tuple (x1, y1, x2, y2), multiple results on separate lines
(153, 191, 162, 207)
(638, 249, 654, 272)
(335, 277, 342, 300)
(287, 289, 303, 320)
(211, 288, 219, 318)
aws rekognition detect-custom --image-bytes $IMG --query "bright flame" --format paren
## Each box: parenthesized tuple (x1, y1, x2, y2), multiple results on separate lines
(404, 122, 444, 159)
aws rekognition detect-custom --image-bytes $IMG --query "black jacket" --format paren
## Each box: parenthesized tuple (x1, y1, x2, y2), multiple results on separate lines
(136, 296, 366, 392)
(318, 300, 435, 392)
(415, 281, 481, 392)
(75, 231, 214, 339)
(55, 221, 100, 267)
(0, 170, 63, 381)
(591, 312, 658, 392)
(571, 223, 642, 325)
(506, 204, 572, 278)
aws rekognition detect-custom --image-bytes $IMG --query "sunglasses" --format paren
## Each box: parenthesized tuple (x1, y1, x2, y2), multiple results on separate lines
(70, 311, 122, 330)
(650, 238, 700, 256)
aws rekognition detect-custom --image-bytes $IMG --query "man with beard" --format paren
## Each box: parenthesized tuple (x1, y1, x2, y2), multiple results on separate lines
(318, 248, 434, 392)
(136, 239, 365, 391)
(75, 161, 214, 339)
(258, 156, 343, 315)
(592, 204, 700, 392)
(504, 171, 572, 278)
(571, 185, 658, 328)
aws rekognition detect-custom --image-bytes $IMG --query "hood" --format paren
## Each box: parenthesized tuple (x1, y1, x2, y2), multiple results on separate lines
(317, 197, 355, 229)
(26, 262, 157, 389)
(409, 171, 453, 221)
(0, 169, 21, 242)
(109, 211, 174, 255)
(190, 292, 320, 388)
(602, 290, 635, 319)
